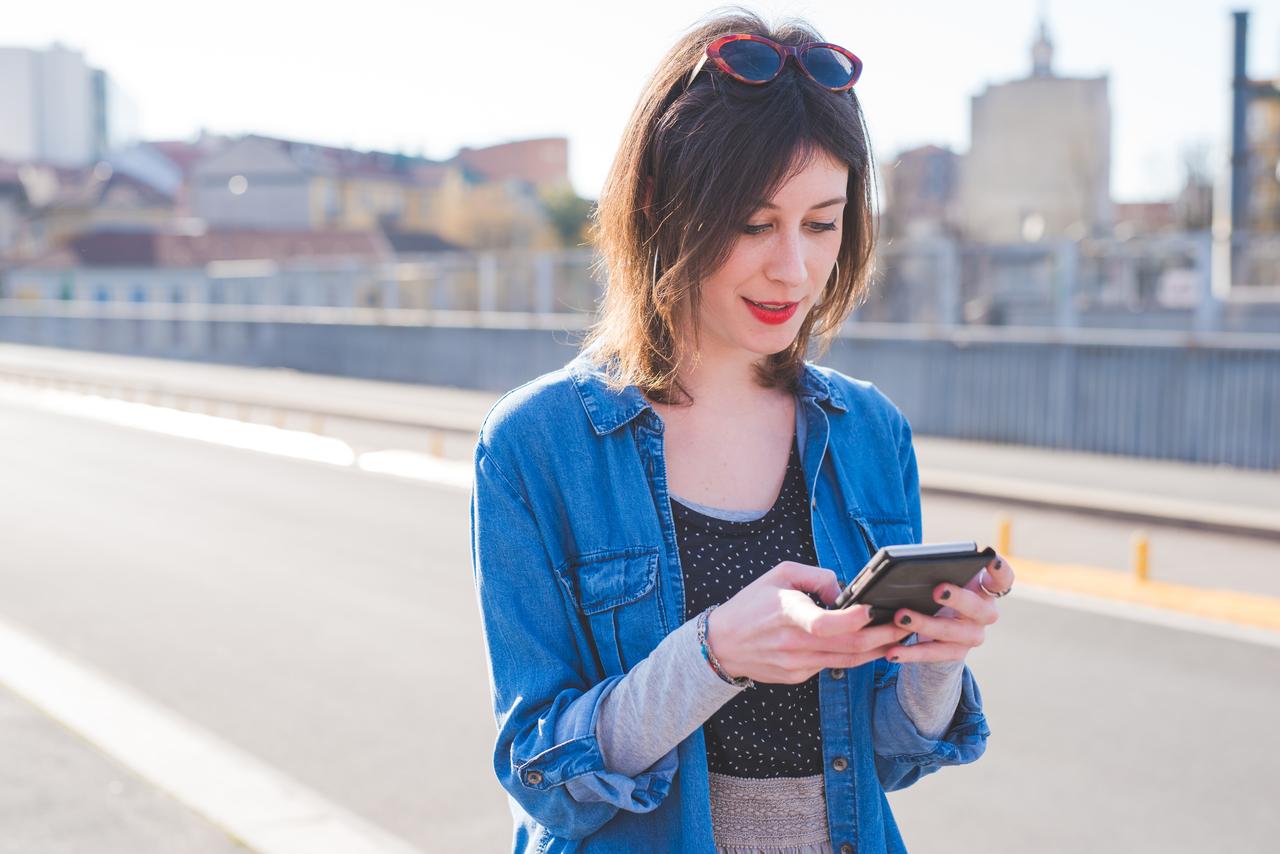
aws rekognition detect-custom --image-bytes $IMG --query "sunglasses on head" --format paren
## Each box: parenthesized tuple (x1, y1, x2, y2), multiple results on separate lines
(688, 33, 863, 92)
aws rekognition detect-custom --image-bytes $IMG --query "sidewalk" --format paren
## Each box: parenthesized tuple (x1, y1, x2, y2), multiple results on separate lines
(3, 342, 1276, 540)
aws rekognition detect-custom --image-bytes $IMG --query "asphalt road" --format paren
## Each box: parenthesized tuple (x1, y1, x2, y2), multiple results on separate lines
(0, 398, 1276, 852)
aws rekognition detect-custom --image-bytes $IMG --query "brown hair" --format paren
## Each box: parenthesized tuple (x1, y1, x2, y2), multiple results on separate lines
(580, 7, 879, 405)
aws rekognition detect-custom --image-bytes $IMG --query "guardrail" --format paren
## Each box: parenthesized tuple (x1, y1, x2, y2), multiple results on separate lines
(2, 300, 1276, 470)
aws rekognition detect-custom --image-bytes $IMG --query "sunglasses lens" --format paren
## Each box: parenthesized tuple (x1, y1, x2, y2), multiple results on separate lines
(719, 39, 782, 82)
(803, 47, 857, 88)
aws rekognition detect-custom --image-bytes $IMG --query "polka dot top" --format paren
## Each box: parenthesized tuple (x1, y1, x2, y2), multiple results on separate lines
(672, 433, 824, 779)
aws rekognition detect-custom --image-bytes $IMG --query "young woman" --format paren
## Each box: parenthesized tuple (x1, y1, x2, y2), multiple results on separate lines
(470, 11, 1013, 853)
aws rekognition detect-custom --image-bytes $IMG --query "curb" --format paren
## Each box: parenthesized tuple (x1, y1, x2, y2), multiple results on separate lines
(1011, 556, 1280, 634)
(921, 469, 1280, 543)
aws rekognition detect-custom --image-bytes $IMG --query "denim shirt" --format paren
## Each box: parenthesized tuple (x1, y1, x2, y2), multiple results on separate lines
(469, 351, 990, 853)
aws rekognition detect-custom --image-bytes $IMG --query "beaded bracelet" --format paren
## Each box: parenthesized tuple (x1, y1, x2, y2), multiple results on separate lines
(697, 605, 753, 689)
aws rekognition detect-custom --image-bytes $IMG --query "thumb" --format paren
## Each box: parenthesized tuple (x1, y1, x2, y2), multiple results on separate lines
(776, 562, 842, 606)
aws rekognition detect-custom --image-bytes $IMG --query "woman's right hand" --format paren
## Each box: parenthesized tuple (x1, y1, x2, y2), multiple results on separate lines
(706, 561, 913, 685)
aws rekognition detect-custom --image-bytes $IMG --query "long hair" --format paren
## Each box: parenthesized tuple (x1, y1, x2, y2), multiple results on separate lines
(581, 7, 879, 404)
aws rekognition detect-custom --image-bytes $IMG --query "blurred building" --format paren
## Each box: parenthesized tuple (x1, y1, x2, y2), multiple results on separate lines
(0, 161, 31, 257)
(0, 43, 139, 168)
(882, 145, 959, 240)
(953, 18, 1112, 242)
(189, 134, 431, 231)
(1248, 96, 1280, 233)
(187, 133, 565, 250)
(454, 138, 570, 192)
(3, 228, 393, 306)
(1113, 201, 1178, 238)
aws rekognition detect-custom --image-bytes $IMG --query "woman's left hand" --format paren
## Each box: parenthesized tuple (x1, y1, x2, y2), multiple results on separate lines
(883, 554, 1015, 663)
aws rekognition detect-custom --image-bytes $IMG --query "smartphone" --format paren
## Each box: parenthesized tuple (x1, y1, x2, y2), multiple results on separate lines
(832, 541, 996, 625)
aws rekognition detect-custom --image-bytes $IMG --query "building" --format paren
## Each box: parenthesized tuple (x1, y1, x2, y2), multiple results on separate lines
(1247, 96, 1280, 233)
(953, 18, 1112, 243)
(189, 134, 434, 231)
(3, 227, 394, 307)
(881, 144, 959, 240)
(454, 138, 570, 191)
(0, 43, 139, 168)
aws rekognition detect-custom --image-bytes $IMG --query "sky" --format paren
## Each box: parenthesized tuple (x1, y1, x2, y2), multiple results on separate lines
(8, 0, 1280, 203)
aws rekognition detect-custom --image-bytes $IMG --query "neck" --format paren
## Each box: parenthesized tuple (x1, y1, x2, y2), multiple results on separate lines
(670, 341, 785, 414)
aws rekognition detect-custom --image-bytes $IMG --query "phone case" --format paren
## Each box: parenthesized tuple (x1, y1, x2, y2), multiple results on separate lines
(834, 542, 996, 625)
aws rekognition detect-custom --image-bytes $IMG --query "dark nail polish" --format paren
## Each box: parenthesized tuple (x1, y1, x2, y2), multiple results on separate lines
(889, 655, 900, 662)
(899, 615, 912, 625)
(994, 558, 1004, 570)
(940, 589, 951, 600)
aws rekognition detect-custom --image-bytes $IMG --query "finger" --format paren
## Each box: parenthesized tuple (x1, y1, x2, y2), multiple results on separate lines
(776, 562, 843, 606)
(892, 608, 985, 647)
(981, 554, 1016, 594)
(805, 604, 874, 637)
(808, 622, 913, 654)
(932, 583, 999, 625)
(807, 641, 902, 671)
(886, 640, 970, 663)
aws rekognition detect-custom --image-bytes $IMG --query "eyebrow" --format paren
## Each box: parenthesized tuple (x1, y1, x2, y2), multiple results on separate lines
(757, 196, 847, 211)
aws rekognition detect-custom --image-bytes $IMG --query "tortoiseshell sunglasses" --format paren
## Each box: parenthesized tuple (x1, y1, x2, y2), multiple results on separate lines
(688, 33, 863, 92)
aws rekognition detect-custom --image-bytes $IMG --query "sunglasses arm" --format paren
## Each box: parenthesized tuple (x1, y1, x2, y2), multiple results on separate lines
(687, 52, 711, 88)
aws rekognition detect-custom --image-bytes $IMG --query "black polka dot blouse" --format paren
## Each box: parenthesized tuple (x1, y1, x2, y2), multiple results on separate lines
(673, 435, 825, 779)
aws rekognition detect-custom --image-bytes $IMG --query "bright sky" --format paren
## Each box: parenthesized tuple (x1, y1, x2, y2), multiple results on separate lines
(10, 1, 1280, 202)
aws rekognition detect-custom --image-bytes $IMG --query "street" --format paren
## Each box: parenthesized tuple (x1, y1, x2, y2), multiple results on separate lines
(1, 398, 1277, 852)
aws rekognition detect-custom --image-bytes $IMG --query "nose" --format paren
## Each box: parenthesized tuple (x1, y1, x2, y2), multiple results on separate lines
(762, 228, 808, 291)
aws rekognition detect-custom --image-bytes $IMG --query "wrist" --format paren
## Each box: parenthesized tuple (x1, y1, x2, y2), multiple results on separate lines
(698, 605, 752, 689)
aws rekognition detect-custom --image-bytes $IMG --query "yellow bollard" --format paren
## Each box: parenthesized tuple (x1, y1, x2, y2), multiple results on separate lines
(1132, 531, 1150, 582)
(996, 514, 1012, 557)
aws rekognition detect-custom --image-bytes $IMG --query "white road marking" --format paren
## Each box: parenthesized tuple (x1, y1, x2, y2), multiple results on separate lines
(0, 616, 424, 854)
(5, 380, 1275, 649)
(0, 382, 473, 490)
(357, 449, 472, 490)
(1014, 583, 1280, 649)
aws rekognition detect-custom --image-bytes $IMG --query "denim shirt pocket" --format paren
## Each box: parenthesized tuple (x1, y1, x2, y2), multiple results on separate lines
(556, 546, 662, 677)
(849, 513, 917, 562)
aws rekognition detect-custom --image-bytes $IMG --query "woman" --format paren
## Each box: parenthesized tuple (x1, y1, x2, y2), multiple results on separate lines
(470, 10, 1013, 853)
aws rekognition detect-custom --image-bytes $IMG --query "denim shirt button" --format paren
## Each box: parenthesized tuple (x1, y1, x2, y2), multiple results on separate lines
(832, 756, 848, 771)
(524, 770, 543, 785)
(840, 844, 854, 854)
(830, 668, 845, 679)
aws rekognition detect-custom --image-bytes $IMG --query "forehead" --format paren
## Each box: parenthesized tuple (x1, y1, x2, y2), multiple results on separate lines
(759, 148, 848, 208)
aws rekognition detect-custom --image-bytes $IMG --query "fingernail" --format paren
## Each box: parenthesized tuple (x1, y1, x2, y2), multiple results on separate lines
(994, 558, 1004, 570)
(889, 655, 900, 662)
(899, 614, 912, 626)
(940, 589, 951, 600)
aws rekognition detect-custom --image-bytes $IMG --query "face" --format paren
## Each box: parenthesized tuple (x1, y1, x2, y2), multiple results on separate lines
(684, 147, 848, 367)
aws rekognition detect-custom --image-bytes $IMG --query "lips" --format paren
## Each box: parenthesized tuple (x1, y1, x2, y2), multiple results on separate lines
(742, 297, 799, 325)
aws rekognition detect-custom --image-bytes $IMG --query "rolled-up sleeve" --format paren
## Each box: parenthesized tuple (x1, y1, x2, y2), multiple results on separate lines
(869, 412, 990, 791)
(870, 658, 989, 791)
(470, 441, 676, 841)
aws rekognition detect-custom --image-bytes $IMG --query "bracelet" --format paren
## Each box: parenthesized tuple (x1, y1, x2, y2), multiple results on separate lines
(697, 605, 753, 689)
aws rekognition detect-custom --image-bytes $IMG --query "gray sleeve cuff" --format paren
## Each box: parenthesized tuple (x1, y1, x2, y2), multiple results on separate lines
(596, 616, 746, 777)
(895, 659, 965, 740)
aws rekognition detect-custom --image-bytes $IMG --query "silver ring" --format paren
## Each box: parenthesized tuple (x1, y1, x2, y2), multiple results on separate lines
(978, 576, 1012, 598)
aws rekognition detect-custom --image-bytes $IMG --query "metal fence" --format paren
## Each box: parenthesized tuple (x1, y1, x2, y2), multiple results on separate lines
(1, 301, 1275, 470)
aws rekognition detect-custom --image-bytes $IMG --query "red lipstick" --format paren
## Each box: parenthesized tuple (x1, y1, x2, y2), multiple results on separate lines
(743, 297, 799, 325)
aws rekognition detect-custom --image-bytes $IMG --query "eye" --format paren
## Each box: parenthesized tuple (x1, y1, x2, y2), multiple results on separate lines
(808, 220, 839, 232)
(742, 223, 770, 235)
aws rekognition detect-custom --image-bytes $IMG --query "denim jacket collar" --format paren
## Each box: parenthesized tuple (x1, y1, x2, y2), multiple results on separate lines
(566, 350, 849, 437)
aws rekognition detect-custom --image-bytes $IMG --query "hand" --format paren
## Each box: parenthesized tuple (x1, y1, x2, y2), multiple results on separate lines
(706, 561, 914, 685)
(882, 553, 1015, 663)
